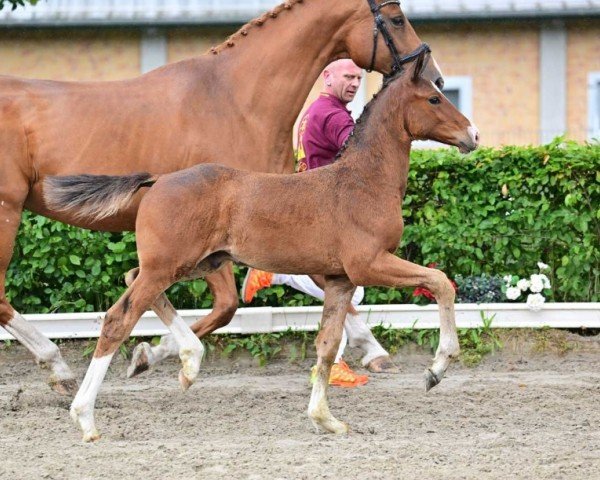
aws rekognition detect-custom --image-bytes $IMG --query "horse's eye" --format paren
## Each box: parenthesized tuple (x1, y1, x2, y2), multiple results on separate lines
(429, 96, 441, 105)
(391, 16, 404, 27)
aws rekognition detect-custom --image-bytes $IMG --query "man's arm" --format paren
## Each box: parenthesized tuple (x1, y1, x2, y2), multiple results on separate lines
(325, 110, 355, 151)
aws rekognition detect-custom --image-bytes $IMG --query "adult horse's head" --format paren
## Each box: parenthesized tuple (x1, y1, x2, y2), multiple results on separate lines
(343, 0, 445, 88)
(392, 47, 479, 153)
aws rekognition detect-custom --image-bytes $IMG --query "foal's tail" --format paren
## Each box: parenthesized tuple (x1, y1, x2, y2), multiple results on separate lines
(43, 172, 158, 221)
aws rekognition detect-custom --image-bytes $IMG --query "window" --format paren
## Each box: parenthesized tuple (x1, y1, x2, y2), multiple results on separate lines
(589, 72, 600, 141)
(413, 76, 473, 149)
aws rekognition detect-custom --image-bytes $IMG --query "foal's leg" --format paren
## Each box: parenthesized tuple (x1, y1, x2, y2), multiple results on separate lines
(0, 182, 77, 395)
(351, 252, 459, 391)
(307, 275, 356, 434)
(128, 264, 238, 377)
(70, 269, 203, 441)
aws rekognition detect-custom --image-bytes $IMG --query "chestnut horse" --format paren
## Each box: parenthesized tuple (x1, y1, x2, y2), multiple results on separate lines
(45, 47, 479, 441)
(0, 0, 444, 395)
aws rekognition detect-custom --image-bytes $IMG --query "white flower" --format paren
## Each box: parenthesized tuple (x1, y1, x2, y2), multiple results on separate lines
(506, 286, 521, 300)
(537, 262, 549, 271)
(527, 293, 546, 311)
(516, 279, 530, 291)
(503, 275, 512, 285)
(529, 274, 545, 293)
(539, 274, 551, 289)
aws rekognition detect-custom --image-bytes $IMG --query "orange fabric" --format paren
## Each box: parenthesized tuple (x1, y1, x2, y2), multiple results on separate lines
(311, 359, 368, 388)
(241, 269, 274, 303)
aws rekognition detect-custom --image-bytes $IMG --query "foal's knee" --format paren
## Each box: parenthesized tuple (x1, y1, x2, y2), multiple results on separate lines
(429, 270, 455, 304)
(100, 312, 128, 344)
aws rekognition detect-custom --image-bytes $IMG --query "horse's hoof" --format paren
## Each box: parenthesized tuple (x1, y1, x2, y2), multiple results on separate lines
(309, 413, 349, 435)
(127, 343, 152, 378)
(82, 429, 101, 443)
(424, 369, 441, 392)
(331, 421, 349, 435)
(321, 418, 349, 435)
(178, 369, 193, 392)
(49, 377, 79, 396)
(70, 407, 100, 442)
(367, 355, 400, 374)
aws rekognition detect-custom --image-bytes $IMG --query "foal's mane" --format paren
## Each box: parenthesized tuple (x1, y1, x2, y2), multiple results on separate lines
(335, 68, 407, 160)
(209, 0, 307, 55)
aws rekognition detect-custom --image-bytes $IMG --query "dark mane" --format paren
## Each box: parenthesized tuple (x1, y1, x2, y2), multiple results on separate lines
(210, 1, 305, 55)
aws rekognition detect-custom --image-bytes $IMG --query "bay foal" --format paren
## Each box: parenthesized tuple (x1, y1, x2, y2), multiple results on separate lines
(0, 0, 443, 394)
(45, 49, 479, 441)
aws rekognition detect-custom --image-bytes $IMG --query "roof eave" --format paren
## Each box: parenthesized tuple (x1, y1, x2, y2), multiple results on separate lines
(0, 10, 599, 29)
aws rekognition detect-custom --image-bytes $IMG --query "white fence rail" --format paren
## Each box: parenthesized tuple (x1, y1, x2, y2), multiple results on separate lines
(1, 303, 598, 341)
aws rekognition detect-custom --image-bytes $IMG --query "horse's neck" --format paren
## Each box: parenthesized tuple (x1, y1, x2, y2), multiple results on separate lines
(190, 2, 354, 151)
(339, 107, 412, 197)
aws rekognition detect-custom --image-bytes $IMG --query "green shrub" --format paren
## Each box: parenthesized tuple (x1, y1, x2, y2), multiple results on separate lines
(5, 139, 598, 313)
(400, 139, 599, 302)
(454, 274, 504, 303)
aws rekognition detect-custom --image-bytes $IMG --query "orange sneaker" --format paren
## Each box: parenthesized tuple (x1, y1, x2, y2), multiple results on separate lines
(241, 268, 274, 303)
(310, 359, 368, 388)
(334, 359, 368, 387)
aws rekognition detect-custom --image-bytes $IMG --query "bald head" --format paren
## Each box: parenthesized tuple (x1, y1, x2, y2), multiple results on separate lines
(323, 59, 363, 104)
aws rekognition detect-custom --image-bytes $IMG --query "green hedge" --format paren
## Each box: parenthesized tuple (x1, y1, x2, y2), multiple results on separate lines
(5, 139, 599, 313)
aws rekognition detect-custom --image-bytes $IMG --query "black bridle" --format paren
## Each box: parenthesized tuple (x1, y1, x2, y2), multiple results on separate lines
(366, 0, 430, 76)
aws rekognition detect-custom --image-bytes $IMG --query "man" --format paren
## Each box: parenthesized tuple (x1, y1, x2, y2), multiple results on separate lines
(242, 59, 398, 388)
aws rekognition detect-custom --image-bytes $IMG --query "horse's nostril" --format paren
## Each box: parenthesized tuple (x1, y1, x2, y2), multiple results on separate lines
(435, 77, 444, 90)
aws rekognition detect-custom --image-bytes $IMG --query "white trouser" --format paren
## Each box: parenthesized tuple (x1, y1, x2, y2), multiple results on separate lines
(272, 274, 388, 365)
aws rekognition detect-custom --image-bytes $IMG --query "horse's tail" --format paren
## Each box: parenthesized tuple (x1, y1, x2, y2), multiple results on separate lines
(43, 172, 158, 221)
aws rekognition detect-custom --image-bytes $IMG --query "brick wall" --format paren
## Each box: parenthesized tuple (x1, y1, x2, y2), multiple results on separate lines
(0, 29, 140, 81)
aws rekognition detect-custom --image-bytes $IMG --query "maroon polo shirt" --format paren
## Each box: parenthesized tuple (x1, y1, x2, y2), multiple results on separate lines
(297, 93, 354, 172)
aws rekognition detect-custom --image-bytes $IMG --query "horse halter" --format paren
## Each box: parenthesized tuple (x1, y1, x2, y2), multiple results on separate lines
(366, 0, 429, 76)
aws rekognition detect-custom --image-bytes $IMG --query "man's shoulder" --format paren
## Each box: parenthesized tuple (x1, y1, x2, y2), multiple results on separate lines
(306, 97, 350, 126)
(307, 94, 349, 115)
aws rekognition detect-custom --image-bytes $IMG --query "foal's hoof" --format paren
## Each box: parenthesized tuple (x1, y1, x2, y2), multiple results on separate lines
(127, 342, 152, 378)
(70, 407, 101, 443)
(367, 355, 399, 374)
(424, 369, 442, 392)
(310, 416, 349, 435)
(49, 377, 79, 397)
(178, 369, 193, 392)
(82, 429, 101, 443)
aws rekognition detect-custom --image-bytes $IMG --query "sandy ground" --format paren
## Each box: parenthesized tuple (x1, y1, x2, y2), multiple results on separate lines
(1, 332, 600, 480)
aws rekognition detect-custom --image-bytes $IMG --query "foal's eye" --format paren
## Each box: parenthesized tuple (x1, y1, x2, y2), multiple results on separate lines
(429, 96, 441, 105)
(391, 16, 404, 27)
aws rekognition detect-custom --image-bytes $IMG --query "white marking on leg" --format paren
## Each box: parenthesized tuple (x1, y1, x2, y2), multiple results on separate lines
(150, 333, 179, 363)
(344, 314, 389, 366)
(307, 365, 348, 434)
(169, 315, 204, 387)
(4, 312, 75, 385)
(70, 353, 114, 442)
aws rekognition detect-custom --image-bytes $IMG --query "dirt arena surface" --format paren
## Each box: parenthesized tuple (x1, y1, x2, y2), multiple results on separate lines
(1, 331, 599, 480)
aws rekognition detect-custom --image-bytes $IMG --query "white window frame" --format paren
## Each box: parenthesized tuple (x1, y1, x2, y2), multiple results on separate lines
(588, 72, 600, 141)
(413, 75, 473, 149)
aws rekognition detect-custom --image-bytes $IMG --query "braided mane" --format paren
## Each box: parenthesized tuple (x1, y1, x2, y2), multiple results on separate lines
(210, 0, 307, 55)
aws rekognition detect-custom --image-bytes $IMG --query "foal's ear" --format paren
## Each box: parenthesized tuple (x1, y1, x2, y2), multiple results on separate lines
(411, 50, 430, 83)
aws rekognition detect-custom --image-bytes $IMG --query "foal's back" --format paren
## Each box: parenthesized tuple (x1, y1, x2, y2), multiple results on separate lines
(135, 162, 350, 275)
